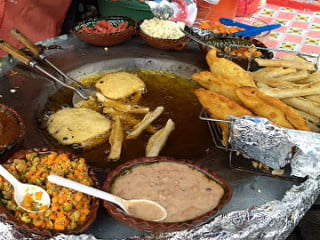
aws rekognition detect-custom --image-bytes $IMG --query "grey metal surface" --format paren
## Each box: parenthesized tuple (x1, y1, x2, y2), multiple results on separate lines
(0, 35, 297, 239)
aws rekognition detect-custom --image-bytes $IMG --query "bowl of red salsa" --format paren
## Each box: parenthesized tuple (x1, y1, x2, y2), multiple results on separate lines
(71, 16, 137, 46)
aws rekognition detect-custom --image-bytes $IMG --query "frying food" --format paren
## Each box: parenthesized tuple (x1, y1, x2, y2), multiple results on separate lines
(95, 72, 146, 100)
(194, 88, 253, 145)
(236, 86, 310, 131)
(192, 71, 241, 103)
(127, 106, 164, 139)
(97, 92, 149, 114)
(108, 117, 124, 160)
(258, 81, 320, 99)
(252, 54, 320, 129)
(255, 57, 316, 71)
(146, 119, 175, 157)
(205, 48, 256, 87)
(47, 108, 112, 149)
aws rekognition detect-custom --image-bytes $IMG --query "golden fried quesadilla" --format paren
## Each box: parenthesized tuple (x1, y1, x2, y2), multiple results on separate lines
(192, 71, 241, 103)
(95, 72, 146, 100)
(194, 88, 253, 145)
(47, 108, 112, 149)
(236, 86, 310, 131)
(205, 48, 256, 87)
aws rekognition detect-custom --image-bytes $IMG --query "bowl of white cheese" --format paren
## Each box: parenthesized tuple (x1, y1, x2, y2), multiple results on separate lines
(139, 18, 189, 50)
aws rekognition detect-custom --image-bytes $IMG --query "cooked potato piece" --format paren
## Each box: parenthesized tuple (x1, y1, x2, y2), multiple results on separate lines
(236, 87, 310, 131)
(95, 72, 146, 100)
(206, 48, 256, 87)
(146, 119, 175, 157)
(47, 108, 112, 149)
(127, 106, 164, 139)
(108, 117, 124, 160)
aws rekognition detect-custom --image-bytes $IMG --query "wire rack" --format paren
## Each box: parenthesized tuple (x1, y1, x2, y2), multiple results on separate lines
(198, 45, 320, 181)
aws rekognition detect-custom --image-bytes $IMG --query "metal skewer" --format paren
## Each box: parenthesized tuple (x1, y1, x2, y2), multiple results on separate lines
(0, 30, 90, 100)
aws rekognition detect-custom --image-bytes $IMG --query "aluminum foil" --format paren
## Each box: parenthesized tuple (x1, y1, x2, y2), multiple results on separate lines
(0, 176, 317, 240)
(228, 117, 320, 178)
(228, 117, 294, 170)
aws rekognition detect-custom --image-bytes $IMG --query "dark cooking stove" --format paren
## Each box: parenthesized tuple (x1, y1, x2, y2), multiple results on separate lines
(0, 35, 298, 239)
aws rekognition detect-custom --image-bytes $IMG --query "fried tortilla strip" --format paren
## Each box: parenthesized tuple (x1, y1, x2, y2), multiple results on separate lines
(304, 95, 320, 104)
(103, 107, 156, 133)
(255, 58, 316, 71)
(206, 48, 256, 87)
(236, 86, 310, 131)
(146, 119, 175, 157)
(194, 88, 253, 145)
(108, 117, 124, 160)
(282, 97, 320, 118)
(97, 92, 149, 114)
(192, 71, 241, 103)
(273, 70, 309, 82)
(127, 106, 164, 139)
(259, 81, 320, 99)
(306, 72, 320, 83)
(262, 80, 300, 88)
(306, 120, 320, 132)
(252, 67, 297, 82)
(294, 109, 319, 125)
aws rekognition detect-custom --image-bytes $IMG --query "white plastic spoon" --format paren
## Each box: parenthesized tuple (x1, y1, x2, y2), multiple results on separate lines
(47, 175, 167, 222)
(0, 165, 50, 212)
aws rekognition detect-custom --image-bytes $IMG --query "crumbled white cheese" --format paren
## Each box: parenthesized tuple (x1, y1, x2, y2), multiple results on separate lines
(140, 18, 185, 39)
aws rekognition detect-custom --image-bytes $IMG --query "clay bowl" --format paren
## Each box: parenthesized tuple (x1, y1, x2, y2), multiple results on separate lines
(0, 104, 25, 160)
(0, 148, 100, 238)
(102, 156, 232, 232)
(71, 16, 137, 46)
(139, 30, 189, 51)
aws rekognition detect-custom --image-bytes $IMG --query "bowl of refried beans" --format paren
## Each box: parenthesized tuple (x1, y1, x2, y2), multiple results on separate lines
(102, 156, 232, 232)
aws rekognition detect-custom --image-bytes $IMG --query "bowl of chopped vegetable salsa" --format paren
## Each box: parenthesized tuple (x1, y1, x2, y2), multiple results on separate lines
(71, 16, 137, 46)
(0, 148, 100, 237)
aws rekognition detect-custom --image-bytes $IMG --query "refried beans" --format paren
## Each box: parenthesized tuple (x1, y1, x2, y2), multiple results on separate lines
(111, 162, 225, 222)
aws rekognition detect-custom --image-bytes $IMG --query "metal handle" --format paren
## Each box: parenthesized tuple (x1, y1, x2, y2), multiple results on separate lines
(10, 29, 41, 57)
(180, 29, 214, 49)
(0, 39, 32, 65)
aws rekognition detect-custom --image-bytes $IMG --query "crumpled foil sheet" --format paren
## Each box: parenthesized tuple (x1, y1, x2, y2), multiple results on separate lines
(228, 117, 320, 178)
(228, 117, 294, 170)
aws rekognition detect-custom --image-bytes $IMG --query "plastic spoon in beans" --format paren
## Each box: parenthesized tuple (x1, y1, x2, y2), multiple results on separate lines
(48, 175, 167, 222)
(0, 165, 50, 213)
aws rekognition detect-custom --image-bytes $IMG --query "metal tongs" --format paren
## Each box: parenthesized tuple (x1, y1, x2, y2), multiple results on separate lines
(0, 29, 90, 100)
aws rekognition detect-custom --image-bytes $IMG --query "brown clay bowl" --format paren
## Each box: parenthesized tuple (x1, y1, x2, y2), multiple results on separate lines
(102, 156, 232, 232)
(0, 148, 100, 238)
(139, 28, 188, 51)
(0, 104, 25, 160)
(71, 16, 137, 46)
